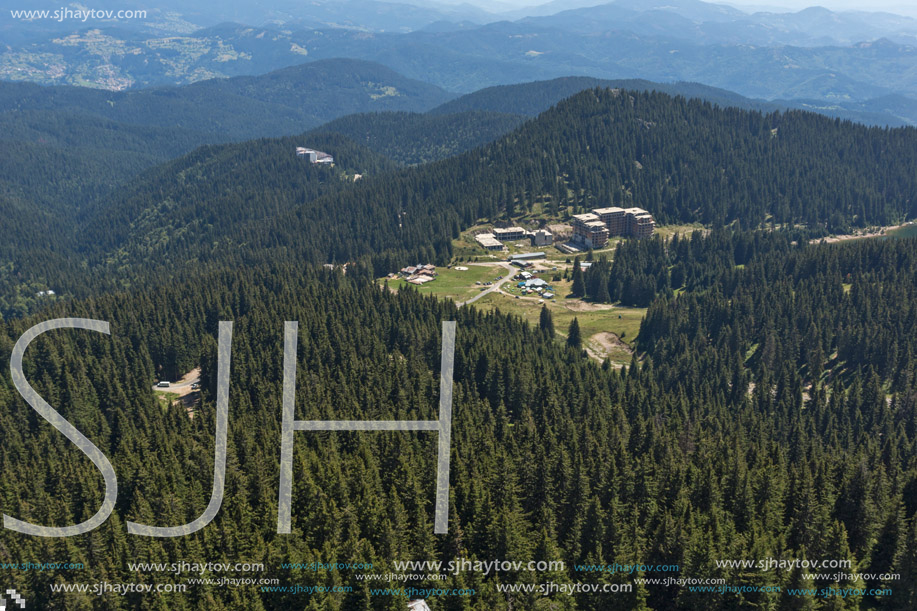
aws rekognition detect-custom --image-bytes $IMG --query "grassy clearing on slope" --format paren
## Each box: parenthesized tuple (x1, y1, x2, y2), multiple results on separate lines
(385, 265, 503, 303)
(474, 291, 645, 365)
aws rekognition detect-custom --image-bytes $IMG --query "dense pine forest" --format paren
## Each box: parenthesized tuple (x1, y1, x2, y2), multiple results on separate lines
(0, 132, 398, 318)
(0, 59, 452, 141)
(581, 230, 805, 307)
(428, 77, 782, 118)
(1, 234, 917, 609)
(315, 111, 526, 166)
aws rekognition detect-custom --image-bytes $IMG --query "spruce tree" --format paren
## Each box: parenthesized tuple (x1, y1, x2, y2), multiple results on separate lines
(571, 257, 586, 297)
(567, 317, 582, 350)
(539, 305, 555, 338)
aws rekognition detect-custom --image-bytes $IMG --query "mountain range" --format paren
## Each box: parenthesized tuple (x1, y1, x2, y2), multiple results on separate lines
(0, 58, 453, 215)
(4, 58, 917, 248)
(6, 84, 916, 318)
(5, 0, 917, 43)
(2, 0, 917, 118)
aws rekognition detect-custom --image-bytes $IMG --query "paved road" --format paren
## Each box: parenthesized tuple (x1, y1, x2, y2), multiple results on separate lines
(457, 262, 514, 307)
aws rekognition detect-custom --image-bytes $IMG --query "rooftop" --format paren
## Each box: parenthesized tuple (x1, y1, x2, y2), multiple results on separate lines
(593, 206, 625, 215)
(475, 233, 504, 248)
(508, 252, 546, 260)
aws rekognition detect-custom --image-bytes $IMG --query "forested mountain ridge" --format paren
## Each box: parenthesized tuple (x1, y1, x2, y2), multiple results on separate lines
(0, 58, 455, 283)
(78, 132, 399, 272)
(429, 77, 784, 118)
(430, 76, 917, 128)
(0, 58, 454, 140)
(0, 112, 208, 213)
(243, 87, 917, 266)
(1, 68, 909, 271)
(7, 86, 916, 318)
(6, 71, 802, 228)
(0, 131, 398, 318)
(313, 110, 527, 165)
(0, 58, 457, 317)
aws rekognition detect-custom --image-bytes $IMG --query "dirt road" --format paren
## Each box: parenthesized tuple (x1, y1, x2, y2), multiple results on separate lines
(457, 262, 515, 307)
(152, 367, 201, 397)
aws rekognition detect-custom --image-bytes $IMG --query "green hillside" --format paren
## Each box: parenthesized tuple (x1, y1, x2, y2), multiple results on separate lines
(6, 86, 915, 317)
(429, 76, 781, 117)
(0, 58, 454, 140)
(315, 110, 526, 165)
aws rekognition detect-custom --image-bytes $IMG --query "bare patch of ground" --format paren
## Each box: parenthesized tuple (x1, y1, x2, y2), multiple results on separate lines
(589, 332, 633, 364)
(564, 299, 617, 312)
(811, 223, 910, 244)
(153, 367, 201, 418)
(591, 332, 632, 354)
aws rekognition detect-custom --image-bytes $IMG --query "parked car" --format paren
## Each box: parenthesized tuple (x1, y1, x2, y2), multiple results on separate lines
(157, 381, 171, 388)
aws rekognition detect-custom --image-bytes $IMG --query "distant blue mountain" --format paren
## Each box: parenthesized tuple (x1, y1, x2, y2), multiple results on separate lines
(1, 0, 916, 121)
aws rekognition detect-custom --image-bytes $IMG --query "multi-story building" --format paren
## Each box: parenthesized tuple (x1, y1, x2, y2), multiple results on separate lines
(629, 211, 655, 239)
(621, 207, 654, 238)
(593, 206, 627, 235)
(493, 226, 528, 241)
(585, 206, 655, 239)
(592, 206, 655, 238)
(571, 213, 610, 249)
(296, 147, 334, 164)
(531, 229, 553, 247)
(475, 233, 505, 250)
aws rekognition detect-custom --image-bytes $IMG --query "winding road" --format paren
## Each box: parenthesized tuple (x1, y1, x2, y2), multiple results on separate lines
(456, 262, 515, 307)
(455, 262, 614, 363)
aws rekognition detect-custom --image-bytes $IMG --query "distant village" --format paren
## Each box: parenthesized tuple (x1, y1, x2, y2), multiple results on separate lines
(475, 205, 655, 253)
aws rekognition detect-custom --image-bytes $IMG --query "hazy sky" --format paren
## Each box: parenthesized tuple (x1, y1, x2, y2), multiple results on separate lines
(722, 0, 917, 13)
(482, 0, 917, 17)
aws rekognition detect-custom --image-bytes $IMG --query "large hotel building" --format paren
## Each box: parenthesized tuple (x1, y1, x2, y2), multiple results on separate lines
(571, 206, 655, 248)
